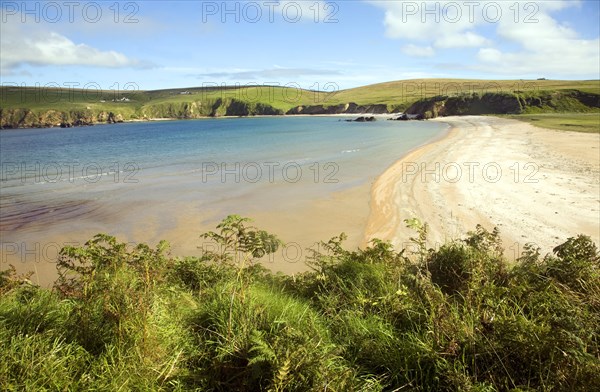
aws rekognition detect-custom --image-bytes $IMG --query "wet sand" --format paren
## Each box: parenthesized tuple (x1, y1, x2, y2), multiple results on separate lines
(2, 181, 373, 286)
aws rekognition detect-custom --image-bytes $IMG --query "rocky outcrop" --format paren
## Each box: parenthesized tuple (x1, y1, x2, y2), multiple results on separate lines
(404, 93, 520, 119)
(389, 113, 424, 121)
(0, 108, 38, 129)
(404, 90, 600, 119)
(139, 101, 212, 119)
(108, 113, 124, 124)
(0, 99, 284, 129)
(346, 116, 377, 122)
(0, 108, 124, 129)
(286, 102, 389, 115)
(220, 99, 283, 117)
(139, 99, 283, 119)
(571, 90, 600, 108)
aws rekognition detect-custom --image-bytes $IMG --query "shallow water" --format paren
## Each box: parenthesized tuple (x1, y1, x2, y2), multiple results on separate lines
(1, 116, 447, 280)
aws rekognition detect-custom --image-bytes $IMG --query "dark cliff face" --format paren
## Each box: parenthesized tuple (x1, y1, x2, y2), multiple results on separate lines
(404, 91, 600, 119)
(286, 103, 390, 115)
(0, 109, 124, 129)
(404, 93, 524, 119)
(571, 91, 600, 108)
(0, 99, 284, 129)
(219, 99, 283, 117)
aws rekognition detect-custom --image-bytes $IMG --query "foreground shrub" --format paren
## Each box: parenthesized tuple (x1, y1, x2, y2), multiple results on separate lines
(54, 234, 172, 354)
(1, 217, 598, 391)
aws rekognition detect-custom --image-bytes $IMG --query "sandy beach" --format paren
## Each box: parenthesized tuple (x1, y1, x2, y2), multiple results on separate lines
(366, 115, 600, 259)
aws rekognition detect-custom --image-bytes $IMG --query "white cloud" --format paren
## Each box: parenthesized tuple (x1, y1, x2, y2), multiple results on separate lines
(474, 2, 599, 76)
(370, 0, 490, 49)
(0, 12, 147, 74)
(435, 32, 489, 49)
(475, 39, 600, 76)
(368, 0, 598, 77)
(402, 44, 435, 57)
(477, 48, 502, 63)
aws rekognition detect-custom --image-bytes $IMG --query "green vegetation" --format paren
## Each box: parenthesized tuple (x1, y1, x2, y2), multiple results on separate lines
(505, 113, 600, 133)
(2, 216, 599, 391)
(0, 85, 324, 115)
(0, 85, 325, 128)
(1, 79, 598, 128)
(332, 79, 599, 108)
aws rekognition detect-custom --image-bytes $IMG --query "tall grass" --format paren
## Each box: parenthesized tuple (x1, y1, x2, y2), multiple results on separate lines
(1, 216, 599, 391)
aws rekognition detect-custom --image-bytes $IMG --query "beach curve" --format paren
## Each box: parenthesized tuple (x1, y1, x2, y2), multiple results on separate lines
(365, 115, 600, 258)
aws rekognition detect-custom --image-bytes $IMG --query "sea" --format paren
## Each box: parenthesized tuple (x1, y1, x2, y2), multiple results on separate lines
(0, 116, 447, 282)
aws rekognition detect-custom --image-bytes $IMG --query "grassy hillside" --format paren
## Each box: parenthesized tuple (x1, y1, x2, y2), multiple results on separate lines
(0, 85, 326, 113)
(2, 216, 599, 390)
(2, 79, 597, 110)
(506, 113, 600, 133)
(1, 79, 599, 128)
(331, 79, 600, 107)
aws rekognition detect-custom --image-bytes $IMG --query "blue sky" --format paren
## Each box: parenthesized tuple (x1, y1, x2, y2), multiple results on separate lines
(1, 0, 599, 91)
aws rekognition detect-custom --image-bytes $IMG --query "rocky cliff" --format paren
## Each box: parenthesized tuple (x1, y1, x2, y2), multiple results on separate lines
(0, 99, 284, 129)
(0, 108, 125, 129)
(286, 102, 390, 115)
(0, 99, 390, 129)
(404, 90, 600, 119)
(2, 89, 597, 129)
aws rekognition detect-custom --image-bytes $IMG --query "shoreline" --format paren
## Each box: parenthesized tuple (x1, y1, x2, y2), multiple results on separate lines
(364, 123, 458, 246)
(2, 179, 374, 286)
(0, 113, 403, 130)
(365, 115, 600, 258)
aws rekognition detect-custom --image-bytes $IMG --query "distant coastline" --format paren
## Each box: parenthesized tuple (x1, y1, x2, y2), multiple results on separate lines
(2, 78, 598, 129)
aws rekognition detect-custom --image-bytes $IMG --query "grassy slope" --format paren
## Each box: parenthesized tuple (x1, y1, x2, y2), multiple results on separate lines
(141, 86, 329, 112)
(506, 113, 600, 133)
(330, 79, 600, 107)
(2, 79, 598, 113)
(0, 85, 327, 114)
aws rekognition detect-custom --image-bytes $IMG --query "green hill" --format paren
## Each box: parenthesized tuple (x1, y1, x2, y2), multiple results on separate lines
(1, 79, 598, 129)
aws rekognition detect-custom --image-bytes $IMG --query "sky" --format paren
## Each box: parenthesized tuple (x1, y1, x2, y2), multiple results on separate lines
(1, 0, 599, 91)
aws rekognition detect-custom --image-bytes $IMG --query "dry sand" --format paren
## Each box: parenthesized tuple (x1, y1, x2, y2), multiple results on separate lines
(366, 116, 600, 259)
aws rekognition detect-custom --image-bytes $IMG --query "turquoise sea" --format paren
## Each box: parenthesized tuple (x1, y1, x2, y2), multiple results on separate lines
(1, 116, 447, 278)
